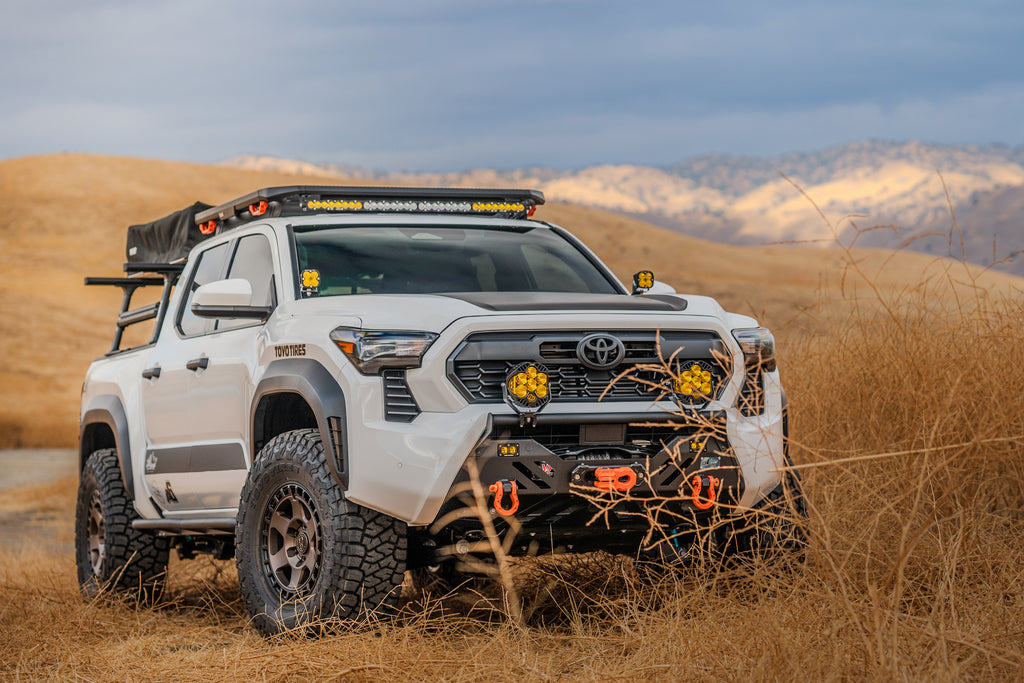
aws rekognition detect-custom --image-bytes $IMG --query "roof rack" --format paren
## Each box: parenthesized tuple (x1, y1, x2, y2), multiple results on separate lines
(84, 262, 185, 355)
(194, 185, 545, 233)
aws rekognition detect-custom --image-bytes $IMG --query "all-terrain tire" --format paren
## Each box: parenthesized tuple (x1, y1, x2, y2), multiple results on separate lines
(74, 448, 170, 602)
(235, 429, 407, 636)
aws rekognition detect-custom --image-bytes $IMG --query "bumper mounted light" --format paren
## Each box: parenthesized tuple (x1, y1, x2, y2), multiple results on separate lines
(502, 362, 551, 427)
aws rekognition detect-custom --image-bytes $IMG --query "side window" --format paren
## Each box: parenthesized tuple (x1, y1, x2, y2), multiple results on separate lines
(216, 234, 276, 332)
(177, 242, 230, 337)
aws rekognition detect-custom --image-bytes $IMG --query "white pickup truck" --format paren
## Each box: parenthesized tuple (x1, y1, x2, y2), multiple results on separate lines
(76, 186, 805, 634)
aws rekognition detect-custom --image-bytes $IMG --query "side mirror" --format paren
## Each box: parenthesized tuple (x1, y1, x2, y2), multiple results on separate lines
(191, 279, 272, 319)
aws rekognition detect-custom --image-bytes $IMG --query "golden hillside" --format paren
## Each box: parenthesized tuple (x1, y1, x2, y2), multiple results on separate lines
(0, 153, 1020, 447)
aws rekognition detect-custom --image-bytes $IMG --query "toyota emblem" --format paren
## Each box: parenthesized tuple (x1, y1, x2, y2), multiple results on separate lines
(576, 333, 626, 370)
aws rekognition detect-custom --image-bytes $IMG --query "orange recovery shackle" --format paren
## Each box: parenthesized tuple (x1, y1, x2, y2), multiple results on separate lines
(691, 474, 721, 510)
(594, 466, 638, 493)
(488, 479, 519, 516)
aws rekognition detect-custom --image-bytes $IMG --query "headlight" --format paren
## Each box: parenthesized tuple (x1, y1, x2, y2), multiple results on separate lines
(732, 327, 777, 372)
(330, 328, 437, 374)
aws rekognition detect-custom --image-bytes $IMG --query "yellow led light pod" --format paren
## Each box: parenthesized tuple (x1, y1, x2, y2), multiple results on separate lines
(673, 360, 716, 403)
(301, 269, 320, 288)
(503, 361, 552, 423)
(632, 270, 654, 292)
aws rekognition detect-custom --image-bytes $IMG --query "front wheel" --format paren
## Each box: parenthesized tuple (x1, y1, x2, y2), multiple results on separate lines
(721, 458, 808, 561)
(235, 429, 407, 636)
(74, 449, 170, 602)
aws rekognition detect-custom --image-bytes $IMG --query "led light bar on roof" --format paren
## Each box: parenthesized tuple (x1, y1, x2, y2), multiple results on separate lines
(195, 185, 545, 228)
(302, 198, 527, 215)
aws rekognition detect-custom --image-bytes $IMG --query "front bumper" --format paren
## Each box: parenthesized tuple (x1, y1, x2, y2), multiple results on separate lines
(342, 371, 786, 527)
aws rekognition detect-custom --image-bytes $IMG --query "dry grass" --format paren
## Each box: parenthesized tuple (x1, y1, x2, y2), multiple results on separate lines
(1, 155, 1024, 679)
(1, 248, 1022, 681)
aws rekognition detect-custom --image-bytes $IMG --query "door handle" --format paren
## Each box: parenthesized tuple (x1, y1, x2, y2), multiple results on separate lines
(186, 357, 209, 372)
(142, 366, 161, 380)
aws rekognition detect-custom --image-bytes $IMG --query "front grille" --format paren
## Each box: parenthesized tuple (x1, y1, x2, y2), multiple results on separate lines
(382, 370, 420, 422)
(449, 330, 728, 404)
(455, 360, 669, 401)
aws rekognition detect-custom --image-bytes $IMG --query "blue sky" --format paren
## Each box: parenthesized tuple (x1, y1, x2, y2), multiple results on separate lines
(2, 0, 1022, 171)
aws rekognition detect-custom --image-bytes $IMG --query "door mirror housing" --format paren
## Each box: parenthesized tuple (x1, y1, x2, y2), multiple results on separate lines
(191, 279, 272, 319)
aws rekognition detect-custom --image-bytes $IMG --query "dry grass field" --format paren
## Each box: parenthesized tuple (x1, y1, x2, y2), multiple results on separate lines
(1, 154, 1023, 679)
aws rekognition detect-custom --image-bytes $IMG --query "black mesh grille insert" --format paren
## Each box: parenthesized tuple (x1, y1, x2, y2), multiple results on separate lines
(449, 329, 728, 404)
(382, 370, 420, 422)
(454, 360, 670, 401)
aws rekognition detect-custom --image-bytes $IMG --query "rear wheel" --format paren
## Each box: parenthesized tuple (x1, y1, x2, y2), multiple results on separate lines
(74, 449, 169, 601)
(235, 429, 407, 636)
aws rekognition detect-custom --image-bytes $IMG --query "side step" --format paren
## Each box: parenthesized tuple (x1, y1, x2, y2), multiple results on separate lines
(133, 517, 235, 534)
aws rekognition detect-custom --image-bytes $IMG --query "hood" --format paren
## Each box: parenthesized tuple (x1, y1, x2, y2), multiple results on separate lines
(283, 291, 725, 334)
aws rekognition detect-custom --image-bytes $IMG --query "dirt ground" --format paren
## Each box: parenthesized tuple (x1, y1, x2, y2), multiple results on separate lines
(0, 449, 77, 554)
(0, 449, 76, 491)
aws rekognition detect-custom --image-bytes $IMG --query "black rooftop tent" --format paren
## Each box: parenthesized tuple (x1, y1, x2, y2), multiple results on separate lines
(125, 201, 212, 264)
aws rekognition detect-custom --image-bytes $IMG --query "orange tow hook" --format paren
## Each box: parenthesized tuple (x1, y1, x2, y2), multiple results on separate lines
(488, 479, 519, 516)
(594, 466, 638, 493)
(691, 474, 721, 510)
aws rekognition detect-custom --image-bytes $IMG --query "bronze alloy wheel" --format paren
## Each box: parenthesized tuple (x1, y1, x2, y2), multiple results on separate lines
(87, 490, 106, 575)
(260, 483, 323, 597)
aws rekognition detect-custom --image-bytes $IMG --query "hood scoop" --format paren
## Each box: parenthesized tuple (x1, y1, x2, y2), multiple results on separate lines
(441, 292, 687, 312)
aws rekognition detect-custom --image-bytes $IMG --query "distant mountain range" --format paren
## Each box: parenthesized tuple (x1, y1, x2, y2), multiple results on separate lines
(224, 141, 1024, 276)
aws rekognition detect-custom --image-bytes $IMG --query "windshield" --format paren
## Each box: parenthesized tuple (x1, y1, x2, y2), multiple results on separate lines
(292, 225, 620, 297)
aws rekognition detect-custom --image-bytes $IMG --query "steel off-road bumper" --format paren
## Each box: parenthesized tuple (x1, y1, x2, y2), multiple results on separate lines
(344, 374, 782, 532)
(422, 410, 746, 557)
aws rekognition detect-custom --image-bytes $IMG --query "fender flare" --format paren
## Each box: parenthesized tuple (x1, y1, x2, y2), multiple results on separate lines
(80, 395, 134, 500)
(251, 358, 349, 489)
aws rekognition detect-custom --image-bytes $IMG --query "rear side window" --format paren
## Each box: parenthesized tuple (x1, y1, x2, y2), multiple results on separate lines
(217, 234, 276, 332)
(177, 242, 230, 337)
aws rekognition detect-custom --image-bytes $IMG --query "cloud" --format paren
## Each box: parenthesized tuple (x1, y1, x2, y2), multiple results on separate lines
(0, 0, 1022, 169)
